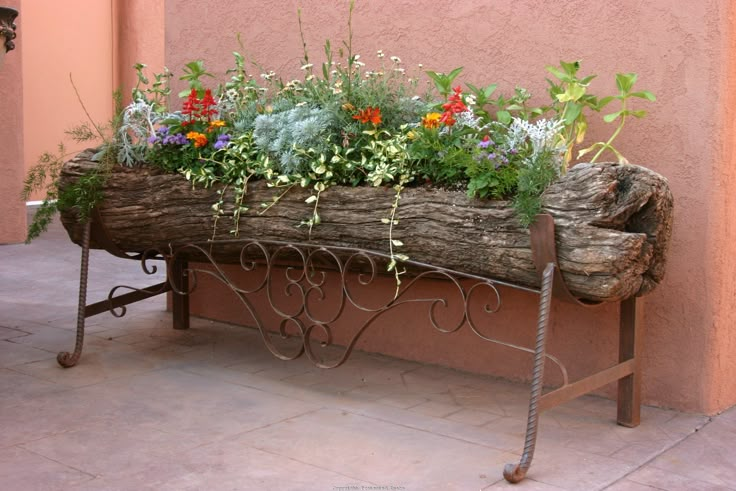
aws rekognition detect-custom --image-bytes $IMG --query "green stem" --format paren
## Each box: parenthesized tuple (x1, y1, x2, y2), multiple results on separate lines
(591, 113, 626, 163)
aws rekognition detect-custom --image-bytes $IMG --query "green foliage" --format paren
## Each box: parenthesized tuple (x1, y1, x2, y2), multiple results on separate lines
(513, 150, 561, 227)
(578, 72, 656, 163)
(25, 1, 657, 293)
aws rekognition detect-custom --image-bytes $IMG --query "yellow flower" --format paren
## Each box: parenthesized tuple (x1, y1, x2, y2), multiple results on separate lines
(421, 112, 442, 129)
(209, 120, 226, 128)
(407, 130, 417, 140)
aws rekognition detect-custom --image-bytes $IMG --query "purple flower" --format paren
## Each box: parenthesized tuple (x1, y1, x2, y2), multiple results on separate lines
(156, 126, 170, 136)
(148, 135, 160, 144)
(477, 139, 491, 149)
(214, 133, 231, 150)
(163, 133, 188, 145)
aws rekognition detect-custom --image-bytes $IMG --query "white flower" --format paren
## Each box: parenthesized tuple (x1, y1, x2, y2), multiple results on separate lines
(377, 49, 385, 58)
(354, 60, 365, 67)
(465, 94, 477, 106)
(300, 63, 313, 70)
(390, 56, 401, 64)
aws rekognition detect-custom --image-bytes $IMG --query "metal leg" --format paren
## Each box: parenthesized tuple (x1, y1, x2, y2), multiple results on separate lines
(504, 262, 555, 483)
(171, 257, 190, 330)
(617, 297, 641, 427)
(57, 221, 91, 368)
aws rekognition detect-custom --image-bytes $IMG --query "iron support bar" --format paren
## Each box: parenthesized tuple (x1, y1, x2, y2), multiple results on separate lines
(57, 221, 91, 368)
(171, 258, 190, 330)
(84, 282, 171, 318)
(617, 297, 642, 427)
(539, 359, 635, 412)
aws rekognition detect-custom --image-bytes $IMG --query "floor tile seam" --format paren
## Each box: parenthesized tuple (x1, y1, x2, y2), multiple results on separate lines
(0, 328, 33, 340)
(4, 365, 70, 389)
(13, 444, 99, 481)
(177, 365, 334, 405)
(599, 416, 718, 490)
(247, 442, 379, 487)
(3, 337, 60, 356)
(481, 477, 568, 490)
(641, 463, 736, 489)
(658, 415, 712, 441)
(346, 408, 518, 454)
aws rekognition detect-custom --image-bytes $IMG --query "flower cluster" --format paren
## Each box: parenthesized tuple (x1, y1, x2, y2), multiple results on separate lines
(182, 88, 218, 125)
(123, 24, 651, 230)
(439, 86, 468, 126)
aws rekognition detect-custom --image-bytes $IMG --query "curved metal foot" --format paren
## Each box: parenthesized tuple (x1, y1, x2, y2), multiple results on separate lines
(57, 221, 91, 368)
(502, 262, 555, 483)
(503, 463, 527, 484)
(57, 351, 80, 368)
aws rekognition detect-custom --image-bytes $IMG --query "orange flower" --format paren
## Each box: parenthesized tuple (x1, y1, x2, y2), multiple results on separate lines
(353, 106, 382, 125)
(421, 112, 442, 129)
(209, 120, 226, 128)
(186, 131, 209, 148)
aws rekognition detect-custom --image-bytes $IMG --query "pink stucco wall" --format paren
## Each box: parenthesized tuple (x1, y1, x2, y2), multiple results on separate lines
(0, 0, 26, 244)
(21, 0, 113, 202)
(0, 0, 24, 244)
(113, 0, 165, 104)
(159, 0, 734, 413)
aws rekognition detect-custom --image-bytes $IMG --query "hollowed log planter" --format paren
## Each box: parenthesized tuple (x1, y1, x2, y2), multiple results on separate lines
(59, 150, 673, 303)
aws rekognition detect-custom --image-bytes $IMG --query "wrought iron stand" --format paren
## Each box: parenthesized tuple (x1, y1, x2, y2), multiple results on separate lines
(57, 212, 641, 484)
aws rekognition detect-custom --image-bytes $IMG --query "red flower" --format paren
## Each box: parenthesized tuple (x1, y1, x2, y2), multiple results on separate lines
(182, 88, 200, 123)
(353, 106, 382, 125)
(439, 86, 467, 127)
(200, 89, 218, 121)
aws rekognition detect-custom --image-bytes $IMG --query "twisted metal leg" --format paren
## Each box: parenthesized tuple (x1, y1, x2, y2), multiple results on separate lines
(503, 262, 555, 483)
(57, 221, 91, 368)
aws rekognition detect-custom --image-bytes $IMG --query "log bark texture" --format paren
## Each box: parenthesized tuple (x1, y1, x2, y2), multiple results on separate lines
(59, 150, 673, 302)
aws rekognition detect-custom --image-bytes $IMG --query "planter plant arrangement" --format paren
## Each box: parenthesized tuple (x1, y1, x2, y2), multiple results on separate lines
(24, 2, 672, 302)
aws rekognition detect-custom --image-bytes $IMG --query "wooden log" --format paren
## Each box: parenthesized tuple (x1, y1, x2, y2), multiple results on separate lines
(59, 150, 673, 302)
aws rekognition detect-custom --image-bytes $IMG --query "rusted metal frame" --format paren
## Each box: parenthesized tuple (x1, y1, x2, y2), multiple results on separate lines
(57, 221, 91, 368)
(617, 296, 641, 427)
(57, 211, 169, 367)
(539, 359, 635, 412)
(502, 214, 642, 483)
(84, 282, 171, 318)
(57, 210, 642, 484)
(171, 257, 190, 330)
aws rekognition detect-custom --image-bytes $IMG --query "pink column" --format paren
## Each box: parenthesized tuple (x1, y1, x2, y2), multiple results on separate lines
(0, 0, 25, 244)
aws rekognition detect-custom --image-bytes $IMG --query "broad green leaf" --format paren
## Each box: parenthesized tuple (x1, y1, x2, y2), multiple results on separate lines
(630, 90, 656, 101)
(603, 110, 622, 123)
(579, 74, 597, 85)
(559, 60, 581, 76)
(483, 84, 498, 98)
(598, 95, 615, 109)
(631, 110, 648, 118)
(615, 73, 637, 94)
(447, 66, 464, 83)
(564, 102, 582, 125)
(496, 110, 512, 124)
(546, 65, 566, 80)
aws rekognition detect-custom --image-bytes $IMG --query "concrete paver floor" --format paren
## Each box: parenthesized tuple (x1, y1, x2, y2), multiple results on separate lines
(1, 217, 734, 490)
